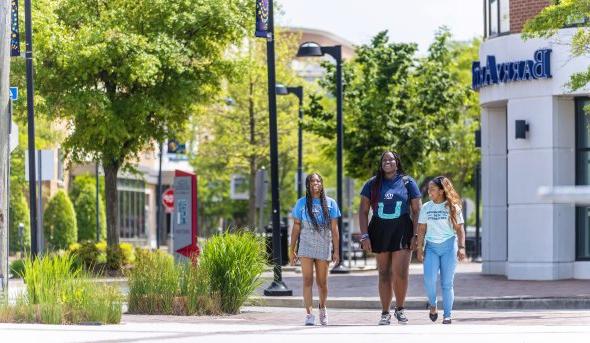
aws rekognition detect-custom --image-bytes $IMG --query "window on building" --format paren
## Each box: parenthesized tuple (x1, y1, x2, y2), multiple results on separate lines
(117, 178, 147, 239)
(485, 0, 510, 37)
(575, 98, 590, 260)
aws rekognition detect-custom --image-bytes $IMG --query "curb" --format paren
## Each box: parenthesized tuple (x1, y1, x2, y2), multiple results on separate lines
(249, 296, 590, 310)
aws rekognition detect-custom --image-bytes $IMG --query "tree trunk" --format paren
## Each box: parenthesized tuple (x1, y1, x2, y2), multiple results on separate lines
(247, 80, 257, 228)
(0, 0, 11, 292)
(103, 162, 120, 247)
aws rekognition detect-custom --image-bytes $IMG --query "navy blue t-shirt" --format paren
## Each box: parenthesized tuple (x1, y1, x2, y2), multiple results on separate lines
(360, 174, 421, 219)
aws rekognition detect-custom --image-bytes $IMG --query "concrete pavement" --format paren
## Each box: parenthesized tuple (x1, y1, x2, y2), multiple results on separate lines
(1, 307, 590, 342)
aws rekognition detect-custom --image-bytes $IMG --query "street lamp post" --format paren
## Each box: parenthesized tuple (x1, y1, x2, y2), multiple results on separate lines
(258, 0, 292, 296)
(276, 84, 304, 199)
(24, 0, 38, 257)
(296, 42, 349, 274)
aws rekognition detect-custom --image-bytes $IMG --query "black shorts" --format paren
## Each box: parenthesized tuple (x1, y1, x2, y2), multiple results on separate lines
(368, 214, 413, 253)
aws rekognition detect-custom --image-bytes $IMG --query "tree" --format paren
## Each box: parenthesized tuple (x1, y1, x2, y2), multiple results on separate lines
(30, 0, 253, 248)
(43, 190, 77, 250)
(192, 31, 307, 231)
(9, 191, 31, 254)
(306, 29, 472, 182)
(72, 181, 107, 242)
(422, 39, 481, 195)
(523, 0, 590, 90)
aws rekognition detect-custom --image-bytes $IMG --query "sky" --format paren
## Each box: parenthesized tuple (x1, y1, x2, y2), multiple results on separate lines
(275, 0, 484, 52)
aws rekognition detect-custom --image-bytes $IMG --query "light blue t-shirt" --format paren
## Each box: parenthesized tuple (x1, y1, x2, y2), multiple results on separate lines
(418, 201, 464, 243)
(291, 196, 341, 225)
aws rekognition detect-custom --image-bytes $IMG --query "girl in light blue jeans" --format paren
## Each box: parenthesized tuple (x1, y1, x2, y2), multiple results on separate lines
(416, 176, 466, 324)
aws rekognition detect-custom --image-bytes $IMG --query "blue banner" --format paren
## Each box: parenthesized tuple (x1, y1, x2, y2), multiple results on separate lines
(10, 0, 20, 57)
(255, 0, 270, 38)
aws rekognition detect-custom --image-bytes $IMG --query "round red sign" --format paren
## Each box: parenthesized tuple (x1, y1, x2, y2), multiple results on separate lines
(162, 188, 175, 212)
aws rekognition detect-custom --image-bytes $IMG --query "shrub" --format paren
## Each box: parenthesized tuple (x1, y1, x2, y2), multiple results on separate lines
(9, 259, 26, 278)
(200, 232, 266, 314)
(73, 183, 106, 242)
(127, 249, 221, 316)
(119, 243, 135, 265)
(107, 245, 124, 271)
(9, 191, 31, 254)
(179, 262, 221, 315)
(72, 241, 101, 270)
(43, 191, 77, 250)
(127, 250, 178, 314)
(0, 253, 123, 325)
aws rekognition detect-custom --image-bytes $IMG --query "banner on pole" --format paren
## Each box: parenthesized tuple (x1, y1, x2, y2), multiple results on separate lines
(255, 0, 270, 38)
(10, 0, 20, 57)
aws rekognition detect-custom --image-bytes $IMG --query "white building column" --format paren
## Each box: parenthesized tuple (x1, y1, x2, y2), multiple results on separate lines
(481, 105, 508, 275)
(505, 96, 575, 280)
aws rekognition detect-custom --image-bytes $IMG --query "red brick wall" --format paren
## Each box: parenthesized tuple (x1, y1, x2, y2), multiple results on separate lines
(510, 0, 550, 33)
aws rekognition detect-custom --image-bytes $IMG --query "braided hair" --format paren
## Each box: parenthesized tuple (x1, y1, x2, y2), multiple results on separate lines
(370, 151, 406, 211)
(431, 176, 462, 226)
(305, 173, 331, 230)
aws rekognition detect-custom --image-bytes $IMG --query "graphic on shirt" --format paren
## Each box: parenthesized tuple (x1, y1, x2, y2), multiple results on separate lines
(426, 210, 449, 221)
(378, 201, 401, 219)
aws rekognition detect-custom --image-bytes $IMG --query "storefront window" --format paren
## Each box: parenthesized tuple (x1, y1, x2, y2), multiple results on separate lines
(117, 179, 147, 239)
(575, 98, 590, 260)
(485, 0, 509, 37)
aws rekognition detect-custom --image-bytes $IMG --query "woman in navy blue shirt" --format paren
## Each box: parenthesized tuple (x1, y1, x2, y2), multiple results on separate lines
(359, 151, 422, 325)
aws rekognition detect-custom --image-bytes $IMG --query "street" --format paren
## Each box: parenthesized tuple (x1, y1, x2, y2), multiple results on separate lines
(1, 307, 589, 342)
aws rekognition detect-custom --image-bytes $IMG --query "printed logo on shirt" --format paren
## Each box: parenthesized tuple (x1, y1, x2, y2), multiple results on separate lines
(384, 190, 394, 200)
(427, 210, 449, 221)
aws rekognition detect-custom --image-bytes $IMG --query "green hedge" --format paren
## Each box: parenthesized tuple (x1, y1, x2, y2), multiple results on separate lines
(72, 182, 106, 242)
(9, 191, 31, 254)
(43, 191, 77, 250)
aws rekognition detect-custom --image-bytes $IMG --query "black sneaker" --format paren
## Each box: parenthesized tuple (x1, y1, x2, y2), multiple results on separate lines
(394, 307, 408, 324)
(442, 317, 452, 324)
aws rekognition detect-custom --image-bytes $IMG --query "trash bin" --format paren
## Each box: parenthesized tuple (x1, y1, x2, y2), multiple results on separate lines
(265, 220, 289, 266)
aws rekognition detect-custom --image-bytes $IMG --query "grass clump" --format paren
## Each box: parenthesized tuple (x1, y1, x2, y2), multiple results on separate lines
(0, 253, 122, 324)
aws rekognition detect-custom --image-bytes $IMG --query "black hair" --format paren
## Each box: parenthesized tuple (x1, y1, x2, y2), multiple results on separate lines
(305, 173, 330, 230)
(370, 151, 406, 210)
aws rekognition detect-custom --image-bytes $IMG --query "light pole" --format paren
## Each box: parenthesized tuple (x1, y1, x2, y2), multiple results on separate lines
(276, 84, 304, 200)
(24, 0, 38, 257)
(257, 0, 292, 296)
(474, 129, 481, 260)
(296, 42, 348, 274)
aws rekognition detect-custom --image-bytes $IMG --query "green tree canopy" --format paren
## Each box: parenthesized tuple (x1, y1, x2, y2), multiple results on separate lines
(192, 31, 307, 231)
(523, 0, 590, 90)
(306, 29, 473, 183)
(29, 0, 254, 247)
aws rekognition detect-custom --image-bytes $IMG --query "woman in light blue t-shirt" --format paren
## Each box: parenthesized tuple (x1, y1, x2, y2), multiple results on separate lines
(416, 176, 466, 324)
(289, 173, 341, 326)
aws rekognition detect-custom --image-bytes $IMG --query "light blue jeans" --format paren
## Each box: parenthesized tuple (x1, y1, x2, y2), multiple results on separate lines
(423, 236, 457, 318)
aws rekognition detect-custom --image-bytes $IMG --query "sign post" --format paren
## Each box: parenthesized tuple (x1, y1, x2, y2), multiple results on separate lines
(172, 170, 199, 261)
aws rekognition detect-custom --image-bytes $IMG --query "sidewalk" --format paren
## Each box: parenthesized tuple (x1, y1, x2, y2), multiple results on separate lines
(253, 261, 590, 310)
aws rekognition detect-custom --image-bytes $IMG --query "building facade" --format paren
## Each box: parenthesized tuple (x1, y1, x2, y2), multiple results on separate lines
(477, 0, 590, 280)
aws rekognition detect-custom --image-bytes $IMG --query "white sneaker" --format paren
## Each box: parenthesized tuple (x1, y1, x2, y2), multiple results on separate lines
(378, 312, 391, 325)
(305, 313, 315, 326)
(319, 307, 328, 326)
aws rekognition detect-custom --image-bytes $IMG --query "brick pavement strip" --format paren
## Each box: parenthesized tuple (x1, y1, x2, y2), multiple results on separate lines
(254, 262, 590, 310)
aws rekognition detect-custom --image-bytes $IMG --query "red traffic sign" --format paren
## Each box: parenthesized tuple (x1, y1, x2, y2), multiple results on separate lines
(162, 188, 175, 213)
